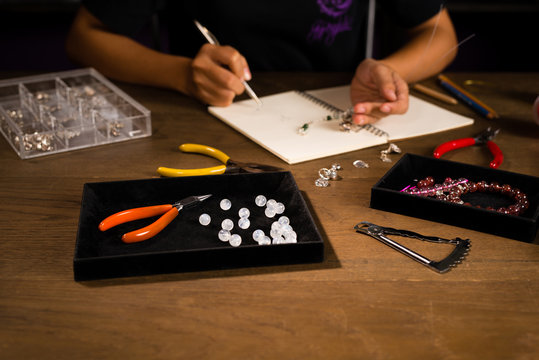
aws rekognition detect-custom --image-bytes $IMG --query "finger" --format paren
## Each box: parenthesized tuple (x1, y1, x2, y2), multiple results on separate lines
(370, 64, 398, 102)
(208, 45, 250, 82)
(378, 75, 409, 115)
(192, 49, 245, 95)
(352, 112, 383, 125)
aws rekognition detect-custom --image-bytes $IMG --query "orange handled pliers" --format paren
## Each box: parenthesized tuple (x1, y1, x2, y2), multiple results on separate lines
(99, 194, 211, 243)
(157, 143, 282, 177)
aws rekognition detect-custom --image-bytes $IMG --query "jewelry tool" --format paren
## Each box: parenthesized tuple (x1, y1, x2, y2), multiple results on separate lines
(157, 143, 282, 177)
(354, 222, 470, 273)
(193, 20, 262, 107)
(438, 74, 499, 119)
(99, 194, 212, 243)
(433, 127, 503, 168)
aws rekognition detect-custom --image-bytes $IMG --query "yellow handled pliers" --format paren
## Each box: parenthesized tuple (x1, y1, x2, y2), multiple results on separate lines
(157, 143, 282, 177)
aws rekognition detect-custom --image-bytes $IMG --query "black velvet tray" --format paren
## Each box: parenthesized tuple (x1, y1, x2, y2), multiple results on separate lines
(370, 154, 539, 243)
(74, 171, 324, 281)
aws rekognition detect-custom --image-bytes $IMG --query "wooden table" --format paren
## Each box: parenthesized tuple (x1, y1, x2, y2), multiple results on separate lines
(1, 72, 538, 359)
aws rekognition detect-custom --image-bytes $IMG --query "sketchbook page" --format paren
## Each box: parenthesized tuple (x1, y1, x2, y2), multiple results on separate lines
(307, 85, 474, 140)
(208, 90, 386, 164)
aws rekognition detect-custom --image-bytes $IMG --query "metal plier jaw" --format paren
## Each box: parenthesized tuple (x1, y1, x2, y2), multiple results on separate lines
(354, 222, 471, 273)
(474, 127, 500, 144)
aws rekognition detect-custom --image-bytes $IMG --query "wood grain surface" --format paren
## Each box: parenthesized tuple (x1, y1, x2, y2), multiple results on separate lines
(1, 72, 538, 360)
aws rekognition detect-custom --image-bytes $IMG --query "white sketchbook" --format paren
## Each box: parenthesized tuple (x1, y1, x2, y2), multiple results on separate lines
(209, 85, 474, 164)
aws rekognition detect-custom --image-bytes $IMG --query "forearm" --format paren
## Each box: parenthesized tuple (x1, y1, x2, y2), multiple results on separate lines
(66, 7, 193, 95)
(378, 9, 458, 83)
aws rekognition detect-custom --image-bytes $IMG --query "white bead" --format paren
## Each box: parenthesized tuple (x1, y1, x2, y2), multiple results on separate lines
(270, 228, 282, 239)
(265, 207, 276, 218)
(284, 230, 297, 243)
(274, 202, 285, 214)
(271, 221, 282, 231)
(229, 234, 242, 247)
(221, 219, 234, 231)
(258, 236, 271, 245)
(266, 199, 277, 209)
(220, 199, 232, 210)
(238, 207, 250, 218)
(218, 229, 231, 242)
(272, 236, 285, 244)
(278, 216, 290, 226)
(238, 217, 250, 229)
(255, 195, 267, 207)
(198, 213, 211, 226)
(252, 229, 265, 241)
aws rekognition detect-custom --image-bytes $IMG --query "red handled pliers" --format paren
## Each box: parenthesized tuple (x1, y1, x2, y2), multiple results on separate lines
(99, 194, 212, 243)
(433, 127, 503, 168)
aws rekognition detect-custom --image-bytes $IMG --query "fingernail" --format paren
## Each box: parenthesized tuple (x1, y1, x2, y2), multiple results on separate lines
(387, 90, 397, 101)
(355, 106, 366, 114)
(243, 68, 252, 81)
(381, 104, 391, 113)
(353, 116, 364, 125)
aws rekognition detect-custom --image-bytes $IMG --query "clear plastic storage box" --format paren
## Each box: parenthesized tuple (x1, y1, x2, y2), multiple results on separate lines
(0, 68, 151, 159)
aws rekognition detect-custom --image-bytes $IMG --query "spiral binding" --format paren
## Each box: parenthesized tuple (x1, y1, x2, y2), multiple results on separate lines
(295, 90, 388, 138)
(295, 90, 343, 114)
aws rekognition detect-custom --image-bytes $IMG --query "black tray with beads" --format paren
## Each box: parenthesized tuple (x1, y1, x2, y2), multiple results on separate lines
(74, 171, 324, 281)
(370, 154, 539, 243)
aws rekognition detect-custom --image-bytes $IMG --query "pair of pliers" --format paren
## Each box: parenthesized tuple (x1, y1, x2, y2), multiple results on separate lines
(433, 127, 503, 168)
(157, 143, 282, 177)
(99, 194, 211, 243)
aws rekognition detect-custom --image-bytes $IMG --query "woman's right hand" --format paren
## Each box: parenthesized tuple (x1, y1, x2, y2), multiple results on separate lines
(188, 44, 252, 106)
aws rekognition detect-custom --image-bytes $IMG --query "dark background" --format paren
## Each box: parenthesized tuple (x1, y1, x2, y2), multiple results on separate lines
(0, 0, 537, 72)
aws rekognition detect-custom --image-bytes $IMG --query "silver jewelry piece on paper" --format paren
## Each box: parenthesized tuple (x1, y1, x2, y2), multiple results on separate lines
(353, 159, 369, 168)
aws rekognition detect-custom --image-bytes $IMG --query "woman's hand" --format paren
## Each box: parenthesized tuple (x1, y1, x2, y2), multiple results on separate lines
(350, 59, 409, 125)
(188, 44, 252, 106)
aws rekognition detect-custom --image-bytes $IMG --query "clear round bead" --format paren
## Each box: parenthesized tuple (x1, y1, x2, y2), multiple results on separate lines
(220, 199, 232, 211)
(238, 217, 250, 229)
(255, 195, 267, 207)
(218, 229, 231, 242)
(265, 207, 276, 218)
(271, 221, 282, 231)
(258, 236, 271, 245)
(270, 228, 282, 239)
(252, 229, 265, 242)
(229, 234, 242, 247)
(278, 216, 290, 226)
(272, 236, 285, 244)
(221, 219, 234, 231)
(266, 199, 277, 209)
(198, 213, 211, 226)
(274, 202, 285, 214)
(238, 207, 250, 218)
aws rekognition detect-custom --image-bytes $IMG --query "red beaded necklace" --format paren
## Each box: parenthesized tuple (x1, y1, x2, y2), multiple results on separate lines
(401, 177, 529, 216)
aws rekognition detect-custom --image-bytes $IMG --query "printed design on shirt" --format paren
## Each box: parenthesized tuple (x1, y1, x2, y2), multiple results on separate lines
(307, 0, 353, 45)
